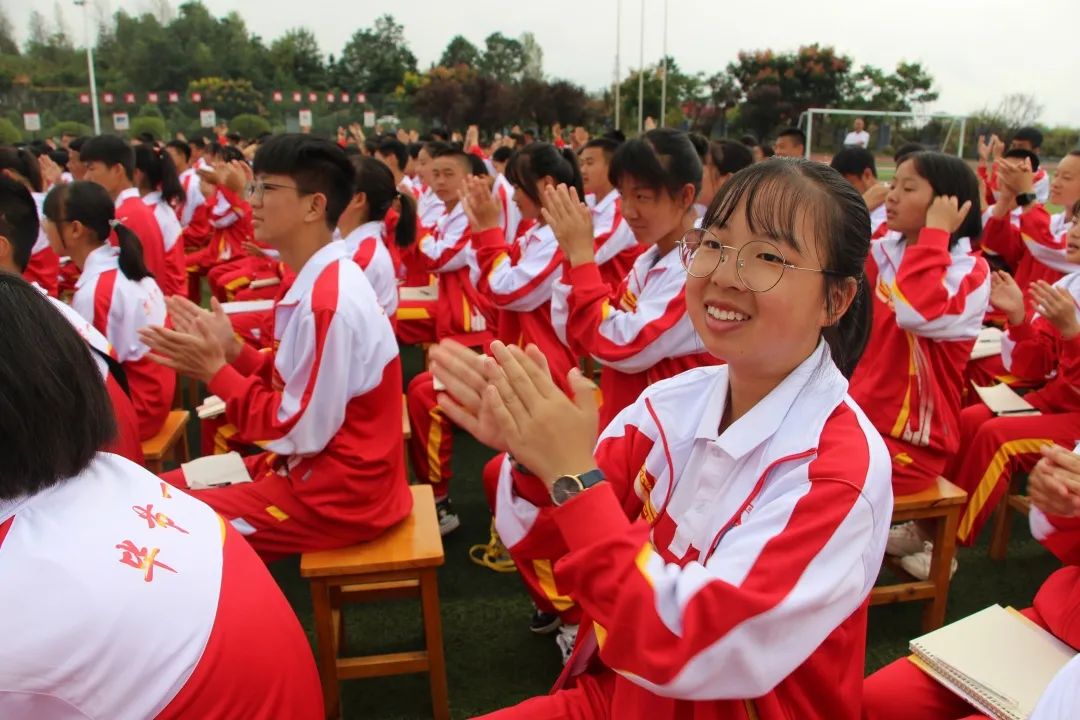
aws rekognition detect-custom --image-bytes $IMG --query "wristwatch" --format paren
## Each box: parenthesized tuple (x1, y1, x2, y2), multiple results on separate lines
(550, 468, 606, 506)
(1015, 192, 1037, 207)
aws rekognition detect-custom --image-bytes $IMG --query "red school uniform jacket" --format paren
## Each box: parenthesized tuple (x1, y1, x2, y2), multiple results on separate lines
(205, 240, 412, 547)
(551, 245, 719, 429)
(0, 452, 322, 719)
(113, 187, 176, 298)
(849, 228, 990, 483)
(417, 202, 493, 338)
(982, 206, 1080, 302)
(72, 244, 176, 442)
(22, 191, 60, 296)
(491, 342, 893, 719)
(589, 190, 645, 290)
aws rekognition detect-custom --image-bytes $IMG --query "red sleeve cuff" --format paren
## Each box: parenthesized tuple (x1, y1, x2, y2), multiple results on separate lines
(567, 261, 604, 289)
(554, 481, 632, 548)
(471, 226, 507, 251)
(917, 227, 952, 249)
(1007, 320, 1037, 341)
(1060, 334, 1080, 355)
(231, 342, 265, 376)
(208, 363, 248, 402)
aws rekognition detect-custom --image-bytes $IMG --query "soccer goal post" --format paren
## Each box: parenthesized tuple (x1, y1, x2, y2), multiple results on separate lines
(801, 108, 968, 160)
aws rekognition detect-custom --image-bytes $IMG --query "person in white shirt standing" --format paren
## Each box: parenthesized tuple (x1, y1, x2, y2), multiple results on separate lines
(844, 117, 871, 149)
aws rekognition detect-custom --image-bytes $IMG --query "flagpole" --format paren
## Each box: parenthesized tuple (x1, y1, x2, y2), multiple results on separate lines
(74, 0, 100, 134)
(637, 0, 645, 134)
(660, 0, 668, 127)
(614, 0, 621, 131)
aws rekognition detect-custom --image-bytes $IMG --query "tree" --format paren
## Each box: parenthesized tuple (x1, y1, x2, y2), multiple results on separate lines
(230, 113, 271, 138)
(439, 35, 480, 69)
(848, 61, 938, 111)
(187, 76, 264, 118)
(478, 32, 524, 83)
(618, 56, 701, 130)
(0, 7, 18, 56)
(0, 118, 21, 144)
(338, 15, 417, 96)
(269, 28, 325, 88)
(520, 32, 543, 81)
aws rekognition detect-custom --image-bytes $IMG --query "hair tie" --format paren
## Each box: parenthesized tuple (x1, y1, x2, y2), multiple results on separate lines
(108, 219, 120, 229)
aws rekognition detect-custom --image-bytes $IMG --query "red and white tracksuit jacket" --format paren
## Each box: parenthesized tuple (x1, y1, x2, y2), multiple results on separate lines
(186, 187, 252, 272)
(172, 240, 412, 559)
(399, 202, 491, 342)
(36, 282, 143, 463)
(869, 203, 887, 239)
(849, 229, 990, 494)
(588, 190, 644, 289)
(982, 205, 1079, 297)
(22, 191, 60, 296)
(0, 452, 322, 719)
(143, 190, 187, 300)
(340, 221, 398, 318)
(951, 273, 1080, 544)
(978, 164, 1050, 206)
(1033, 655, 1080, 719)
(178, 166, 206, 227)
(493, 173, 524, 244)
(863, 506, 1080, 720)
(114, 187, 175, 298)
(416, 184, 447, 235)
(73, 244, 176, 442)
(485, 341, 892, 719)
(551, 245, 718, 429)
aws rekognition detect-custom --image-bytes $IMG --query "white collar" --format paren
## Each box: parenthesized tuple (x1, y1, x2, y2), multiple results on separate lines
(114, 187, 141, 208)
(75, 245, 119, 289)
(341, 221, 384, 253)
(143, 190, 162, 206)
(592, 189, 618, 216)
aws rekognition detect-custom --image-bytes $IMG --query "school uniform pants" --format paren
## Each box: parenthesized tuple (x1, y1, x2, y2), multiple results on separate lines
(950, 403, 1080, 545)
(395, 298, 438, 345)
(476, 671, 616, 719)
(406, 371, 453, 499)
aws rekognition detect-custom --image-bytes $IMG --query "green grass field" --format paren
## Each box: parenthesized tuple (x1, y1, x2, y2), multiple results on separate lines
(236, 345, 1060, 719)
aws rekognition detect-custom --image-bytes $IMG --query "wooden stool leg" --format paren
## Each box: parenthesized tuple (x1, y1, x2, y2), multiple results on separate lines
(922, 509, 961, 632)
(311, 578, 342, 720)
(988, 497, 1013, 561)
(420, 568, 450, 720)
(147, 459, 163, 475)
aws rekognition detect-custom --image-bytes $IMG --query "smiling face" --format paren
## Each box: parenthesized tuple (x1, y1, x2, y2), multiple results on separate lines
(1051, 154, 1080, 209)
(885, 159, 933, 237)
(685, 202, 833, 381)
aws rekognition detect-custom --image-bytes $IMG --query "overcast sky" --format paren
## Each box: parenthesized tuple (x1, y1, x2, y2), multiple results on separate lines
(8, 0, 1078, 126)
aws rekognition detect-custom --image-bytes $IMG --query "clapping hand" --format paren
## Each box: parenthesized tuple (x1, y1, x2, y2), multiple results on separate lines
(460, 175, 501, 233)
(1030, 280, 1080, 339)
(541, 184, 595, 267)
(1029, 445, 1080, 518)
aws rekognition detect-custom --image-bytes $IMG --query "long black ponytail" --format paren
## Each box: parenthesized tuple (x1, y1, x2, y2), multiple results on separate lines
(133, 144, 184, 206)
(351, 155, 418, 248)
(43, 180, 153, 282)
(505, 142, 584, 206)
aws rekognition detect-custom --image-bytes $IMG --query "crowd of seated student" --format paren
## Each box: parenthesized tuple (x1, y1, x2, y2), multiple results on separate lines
(3, 119, 1079, 719)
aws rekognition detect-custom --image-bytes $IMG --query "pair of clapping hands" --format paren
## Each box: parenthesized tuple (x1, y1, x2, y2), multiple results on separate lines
(1030, 444, 1080, 519)
(431, 339, 599, 489)
(989, 272, 1080, 338)
(456, 177, 598, 268)
(138, 296, 242, 384)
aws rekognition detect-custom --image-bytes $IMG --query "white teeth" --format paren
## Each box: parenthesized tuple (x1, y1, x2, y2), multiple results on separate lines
(705, 306, 749, 322)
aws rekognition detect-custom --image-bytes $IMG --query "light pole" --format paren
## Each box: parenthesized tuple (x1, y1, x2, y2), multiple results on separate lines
(659, 0, 668, 127)
(637, 0, 645, 133)
(74, 0, 101, 134)
(614, 0, 621, 131)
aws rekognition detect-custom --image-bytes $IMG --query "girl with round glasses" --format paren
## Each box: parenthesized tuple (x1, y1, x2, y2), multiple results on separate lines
(429, 158, 892, 718)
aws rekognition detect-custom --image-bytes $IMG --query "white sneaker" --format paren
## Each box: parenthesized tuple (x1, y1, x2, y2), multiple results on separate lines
(435, 497, 460, 536)
(899, 541, 958, 581)
(555, 624, 579, 666)
(886, 522, 927, 557)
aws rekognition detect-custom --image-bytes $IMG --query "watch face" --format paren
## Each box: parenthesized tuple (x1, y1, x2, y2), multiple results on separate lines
(551, 475, 583, 505)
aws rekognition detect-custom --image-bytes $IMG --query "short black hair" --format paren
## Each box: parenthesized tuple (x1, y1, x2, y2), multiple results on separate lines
(688, 133, 710, 161)
(830, 147, 877, 179)
(252, 134, 356, 229)
(739, 134, 759, 148)
(136, 131, 156, 144)
(1002, 147, 1040, 173)
(506, 142, 583, 206)
(893, 142, 924, 164)
(68, 136, 88, 153)
(0, 173, 40, 271)
(0, 273, 117, 499)
(582, 130, 625, 161)
(407, 142, 423, 160)
(609, 128, 703, 198)
(898, 151, 983, 248)
(1012, 126, 1044, 150)
(78, 135, 135, 180)
(431, 145, 474, 174)
(707, 140, 754, 176)
(0, 146, 43, 192)
(165, 139, 192, 163)
(376, 138, 408, 170)
(777, 127, 806, 147)
(491, 146, 513, 164)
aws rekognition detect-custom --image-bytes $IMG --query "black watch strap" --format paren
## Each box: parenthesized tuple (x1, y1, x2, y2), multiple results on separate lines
(1016, 192, 1037, 207)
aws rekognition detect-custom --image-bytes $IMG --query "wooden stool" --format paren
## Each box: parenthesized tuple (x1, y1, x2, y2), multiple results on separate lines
(141, 410, 191, 474)
(301, 484, 448, 720)
(988, 474, 1031, 561)
(402, 394, 411, 440)
(870, 476, 967, 632)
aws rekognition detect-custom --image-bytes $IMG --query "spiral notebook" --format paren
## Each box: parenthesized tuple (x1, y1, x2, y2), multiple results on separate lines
(908, 604, 1076, 720)
(970, 327, 1004, 360)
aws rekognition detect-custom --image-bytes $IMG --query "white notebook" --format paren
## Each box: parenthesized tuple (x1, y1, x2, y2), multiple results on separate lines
(909, 605, 1077, 720)
(973, 383, 1041, 417)
(220, 299, 274, 314)
(971, 327, 1004, 360)
(196, 395, 226, 420)
(180, 452, 252, 490)
(399, 285, 438, 302)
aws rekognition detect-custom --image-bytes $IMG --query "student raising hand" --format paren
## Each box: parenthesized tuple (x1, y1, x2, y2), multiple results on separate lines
(1028, 444, 1080, 518)
(924, 194, 972, 234)
(1030, 280, 1080, 339)
(459, 174, 500, 232)
(541, 183, 594, 266)
(989, 270, 1026, 325)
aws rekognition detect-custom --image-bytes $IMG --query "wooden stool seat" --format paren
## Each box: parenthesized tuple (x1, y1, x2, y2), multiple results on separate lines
(301, 484, 447, 720)
(141, 409, 191, 474)
(870, 476, 967, 632)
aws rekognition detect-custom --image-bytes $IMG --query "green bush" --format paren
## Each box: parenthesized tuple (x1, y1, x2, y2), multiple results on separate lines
(0, 118, 21, 144)
(47, 120, 92, 139)
(130, 115, 167, 140)
(229, 113, 271, 140)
